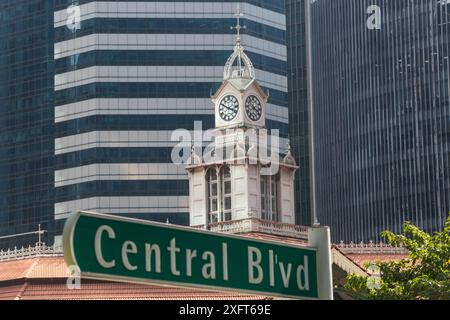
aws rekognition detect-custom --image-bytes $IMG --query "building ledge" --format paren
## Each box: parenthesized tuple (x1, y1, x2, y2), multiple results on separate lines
(193, 218, 309, 240)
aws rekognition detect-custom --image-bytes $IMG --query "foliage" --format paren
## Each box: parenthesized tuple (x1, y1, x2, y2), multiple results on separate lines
(344, 214, 450, 300)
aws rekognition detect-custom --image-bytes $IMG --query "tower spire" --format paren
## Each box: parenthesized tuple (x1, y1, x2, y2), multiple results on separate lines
(223, 3, 255, 81)
(230, 3, 245, 76)
(231, 3, 244, 44)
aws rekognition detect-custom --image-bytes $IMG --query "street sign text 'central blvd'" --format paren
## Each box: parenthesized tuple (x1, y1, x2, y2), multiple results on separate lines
(63, 211, 332, 299)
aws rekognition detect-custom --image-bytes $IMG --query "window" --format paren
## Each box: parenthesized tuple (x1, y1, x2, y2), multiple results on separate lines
(261, 175, 279, 222)
(207, 166, 233, 224)
(207, 168, 219, 224)
(221, 167, 232, 222)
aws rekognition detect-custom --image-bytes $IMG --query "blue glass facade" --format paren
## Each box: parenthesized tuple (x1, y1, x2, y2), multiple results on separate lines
(0, 0, 289, 249)
(54, 50, 287, 75)
(53, 0, 287, 14)
(51, 0, 289, 244)
(286, 0, 311, 226)
(310, 0, 450, 242)
(53, 18, 286, 44)
(54, 83, 288, 107)
(0, 0, 56, 249)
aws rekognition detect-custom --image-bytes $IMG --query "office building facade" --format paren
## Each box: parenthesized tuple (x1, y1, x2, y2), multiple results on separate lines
(1, 1, 290, 248)
(0, 0, 56, 249)
(309, 0, 450, 242)
(51, 1, 290, 244)
(286, 0, 311, 226)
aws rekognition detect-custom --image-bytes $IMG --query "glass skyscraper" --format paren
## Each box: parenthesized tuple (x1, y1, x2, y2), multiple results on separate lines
(309, 0, 450, 242)
(286, 0, 311, 226)
(0, 1, 289, 248)
(0, 0, 56, 249)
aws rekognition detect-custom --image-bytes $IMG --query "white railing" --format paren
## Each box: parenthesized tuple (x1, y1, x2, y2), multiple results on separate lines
(336, 241, 408, 254)
(194, 218, 309, 240)
(0, 243, 63, 262)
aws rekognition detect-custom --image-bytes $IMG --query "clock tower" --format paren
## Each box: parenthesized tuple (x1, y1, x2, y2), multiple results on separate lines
(186, 11, 298, 232)
(213, 15, 267, 130)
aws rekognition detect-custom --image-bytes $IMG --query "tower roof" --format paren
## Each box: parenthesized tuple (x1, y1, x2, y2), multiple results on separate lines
(222, 6, 255, 89)
(212, 7, 268, 101)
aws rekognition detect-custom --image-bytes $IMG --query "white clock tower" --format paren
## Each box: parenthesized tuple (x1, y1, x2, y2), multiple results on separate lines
(186, 11, 299, 233)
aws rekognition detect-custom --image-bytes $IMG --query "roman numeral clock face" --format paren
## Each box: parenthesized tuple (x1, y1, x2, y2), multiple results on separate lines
(219, 95, 239, 121)
(245, 95, 262, 121)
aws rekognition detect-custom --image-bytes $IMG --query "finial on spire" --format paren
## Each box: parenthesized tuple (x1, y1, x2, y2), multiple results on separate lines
(190, 143, 196, 165)
(223, 3, 255, 81)
(286, 141, 292, 153)
(231, 3, 246, 44)
(283, 141, 297, 166)
(189, 143, 202, 165)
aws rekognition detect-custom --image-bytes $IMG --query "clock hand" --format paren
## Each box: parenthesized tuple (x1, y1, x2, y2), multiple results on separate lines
(223, 104, 236, 112)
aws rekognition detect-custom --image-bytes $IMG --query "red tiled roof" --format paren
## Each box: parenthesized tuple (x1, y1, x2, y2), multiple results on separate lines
(331, 246, 368, 276)
(0, 257, 268, 300)
(0, 259, 36, 282)
(347, 254, 408, 269)
(5, 282, 269, 301)
(0, 257, 68, 282)
(0, 284, 25, 300)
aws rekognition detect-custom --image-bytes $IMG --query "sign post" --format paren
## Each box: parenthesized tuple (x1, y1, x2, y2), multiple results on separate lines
(63, 211, 331, 300)
(308, 226, 333, 300)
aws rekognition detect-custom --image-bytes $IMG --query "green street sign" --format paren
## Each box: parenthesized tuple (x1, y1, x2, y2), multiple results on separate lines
(63, 211, 320, 299)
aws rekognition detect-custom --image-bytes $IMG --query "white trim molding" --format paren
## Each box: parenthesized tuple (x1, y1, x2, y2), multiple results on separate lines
(54, 196, 189, 220)
(54, 34, 287, 61)
(55, 130, 181, 155)
(54, 66, 288, 92)
(54, 130, 290, 156)
(54, 2, 286, 30)
(55, 163, 188, 187)
(55, 98, 289, 124)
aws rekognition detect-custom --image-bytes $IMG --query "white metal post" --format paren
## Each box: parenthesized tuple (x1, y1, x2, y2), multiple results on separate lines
(308, 226, 334, 300)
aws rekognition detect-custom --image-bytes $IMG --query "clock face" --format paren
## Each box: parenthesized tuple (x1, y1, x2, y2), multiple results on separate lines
(219, 95, 239, 122)
(245, 95, 262, 121)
